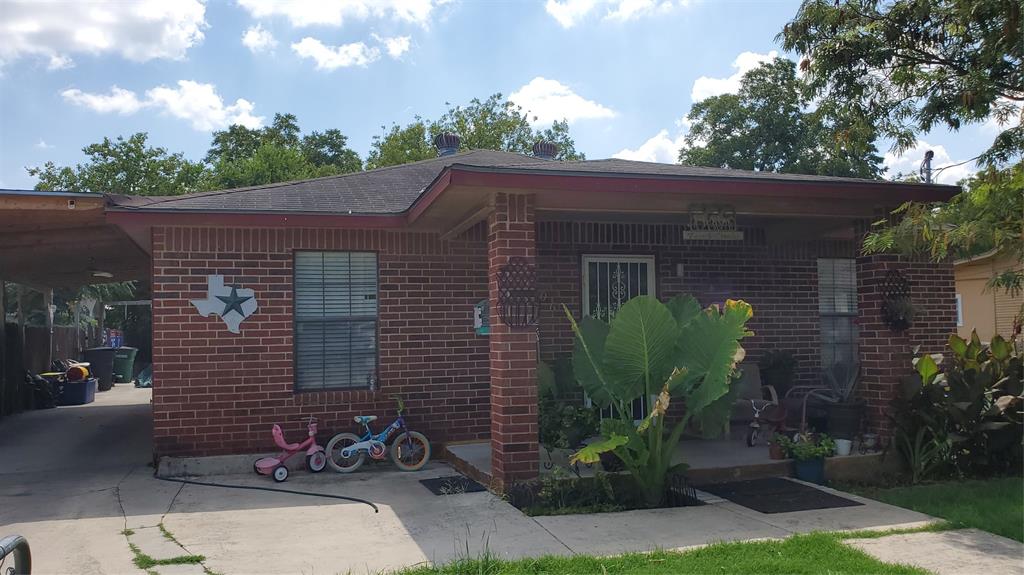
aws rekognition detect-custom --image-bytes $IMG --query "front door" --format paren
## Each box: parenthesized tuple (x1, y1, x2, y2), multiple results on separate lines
(582, 255, 656, 420)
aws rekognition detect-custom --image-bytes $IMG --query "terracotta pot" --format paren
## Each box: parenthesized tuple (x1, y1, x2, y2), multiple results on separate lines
(768, 442, 786, 460)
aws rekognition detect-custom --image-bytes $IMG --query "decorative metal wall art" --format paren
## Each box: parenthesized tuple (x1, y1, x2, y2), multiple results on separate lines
(191, 275, 258, 334)
(880, 269, 915, 332)
(684, 203, 744, 241)
(496, 257, 538, 328)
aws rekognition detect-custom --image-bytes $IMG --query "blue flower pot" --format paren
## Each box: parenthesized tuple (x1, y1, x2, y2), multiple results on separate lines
(793, 457, 826, 484)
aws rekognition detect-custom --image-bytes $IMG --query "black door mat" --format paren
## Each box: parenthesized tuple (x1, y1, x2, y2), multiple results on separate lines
(419, 475, 486, 495)
(698, 477, 863, 514)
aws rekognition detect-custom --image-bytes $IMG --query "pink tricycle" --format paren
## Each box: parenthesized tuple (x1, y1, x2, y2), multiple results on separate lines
(254, 416, 327, 482)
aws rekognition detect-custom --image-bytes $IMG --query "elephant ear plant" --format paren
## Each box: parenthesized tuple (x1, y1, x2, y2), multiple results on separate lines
(565, 295, 754, 507)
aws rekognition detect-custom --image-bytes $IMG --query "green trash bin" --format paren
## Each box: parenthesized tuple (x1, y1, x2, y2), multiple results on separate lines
(112, 347, 139, 384)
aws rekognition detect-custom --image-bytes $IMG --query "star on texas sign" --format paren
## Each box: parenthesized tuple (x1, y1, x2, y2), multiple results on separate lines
(190, 275, 258, 333)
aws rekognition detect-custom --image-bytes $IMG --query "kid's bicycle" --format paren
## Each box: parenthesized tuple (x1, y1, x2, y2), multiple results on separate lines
(325, 397, 430, 473)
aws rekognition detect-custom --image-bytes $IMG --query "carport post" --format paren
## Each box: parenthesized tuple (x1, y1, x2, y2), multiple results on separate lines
(0, 278, 5, 416)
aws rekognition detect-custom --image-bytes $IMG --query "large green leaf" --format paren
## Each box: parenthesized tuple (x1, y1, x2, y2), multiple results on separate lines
(565, 306, 614, 407)
(677, 299, 754, 417)
(915, 354, 940, 384)
(603, 295, 680, 401)
(570, 434, 629, 465)
(666, 294, 701, 327)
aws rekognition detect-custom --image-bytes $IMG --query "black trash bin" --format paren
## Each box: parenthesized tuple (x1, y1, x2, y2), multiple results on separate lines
(82, 347, 117, 391)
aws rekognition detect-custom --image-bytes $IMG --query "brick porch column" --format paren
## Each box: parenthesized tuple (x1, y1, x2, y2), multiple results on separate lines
(488, 192, 539, 488)
(856, 255, 912, 438)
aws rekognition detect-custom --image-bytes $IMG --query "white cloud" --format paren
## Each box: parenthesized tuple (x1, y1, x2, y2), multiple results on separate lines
(509, 77, 616, 126)
(238, 0, 440, 28)
(981, 97, 1020, 134)
(372, 34, 411, 59)
(545, 0, 690, 27)
(61, 86, 147, 115)
(884, 140, 974, 185)
(545, 0, 598, 28)
(61, 81, 264, 131)
(146, 81, 263, 131)
(691, 50, 777, 102)
(242, 24, 278, 53)
(35, 139, 54, 150)
(291, 37, 380, 69)
(613, 129, 687, 163)
(0, 0, 206, 69)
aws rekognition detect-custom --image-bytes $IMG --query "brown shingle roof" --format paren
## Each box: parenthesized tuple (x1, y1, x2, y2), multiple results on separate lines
(106, 150, 958, 215)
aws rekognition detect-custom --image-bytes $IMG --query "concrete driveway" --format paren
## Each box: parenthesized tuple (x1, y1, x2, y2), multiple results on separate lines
(0, 384, 156, 574)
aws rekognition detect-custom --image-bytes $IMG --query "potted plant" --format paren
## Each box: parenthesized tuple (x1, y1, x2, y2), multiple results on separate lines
(822, 361, 865, 440)
(882, 296, 917, 332)
(758, 350, 797, 398)
(779, 434, 835, 484)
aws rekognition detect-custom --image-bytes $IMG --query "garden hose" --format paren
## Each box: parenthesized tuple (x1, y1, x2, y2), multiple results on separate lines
(153, 474, 380, 513)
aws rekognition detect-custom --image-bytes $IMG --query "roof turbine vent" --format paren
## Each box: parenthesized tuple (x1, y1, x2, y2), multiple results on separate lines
(532, 140, 559, 160)
(433, 133, 461, 157)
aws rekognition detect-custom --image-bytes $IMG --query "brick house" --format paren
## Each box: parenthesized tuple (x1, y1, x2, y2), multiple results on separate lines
(104, 139, 959, 487)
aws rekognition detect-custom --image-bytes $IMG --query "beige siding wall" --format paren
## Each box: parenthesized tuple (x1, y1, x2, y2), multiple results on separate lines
(955, 255, 1023, 342)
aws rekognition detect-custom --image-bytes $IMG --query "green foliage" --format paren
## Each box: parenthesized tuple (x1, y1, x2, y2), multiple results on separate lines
(538, 360, 599, 452)
(894, 331, 1024, 482)
(778, 434, 836, 461)
(28, 133, 209, 195)
(679, 58, 884, 178)
(365, 120, 436, 169)
(864, 163, 1024, 298)
(780, 0, 1022, 166)
(565, 295, 754, 506)
(365, 94, 585, 168)
(206, 113, 362, 188)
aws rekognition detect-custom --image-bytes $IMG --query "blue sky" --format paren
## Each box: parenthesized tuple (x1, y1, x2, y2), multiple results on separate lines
(0, 0, 998, 190)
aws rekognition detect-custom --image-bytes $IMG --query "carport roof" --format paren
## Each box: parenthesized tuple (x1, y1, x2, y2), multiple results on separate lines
(0, 189, 149, 287)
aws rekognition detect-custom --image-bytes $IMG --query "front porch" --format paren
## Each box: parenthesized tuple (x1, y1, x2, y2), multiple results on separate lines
(467, 188, 956, 488)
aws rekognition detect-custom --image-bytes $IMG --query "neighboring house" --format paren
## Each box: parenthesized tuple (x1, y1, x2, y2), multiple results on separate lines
(89, 137, 959, 487)
(954, 251, 1023, 342)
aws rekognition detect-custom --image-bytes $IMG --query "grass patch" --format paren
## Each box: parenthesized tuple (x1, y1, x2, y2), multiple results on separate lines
(397, 532, 927, 575)
(846, 477, 1024, 542)
(127, 542, 205, 570)
(834, 521, 955, 540)
(120, 529, 135, 536)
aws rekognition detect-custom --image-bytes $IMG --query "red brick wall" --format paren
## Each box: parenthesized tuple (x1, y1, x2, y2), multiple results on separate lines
(151, 225, 491, 457)
(536, 221, 860, 387)
(858, 255, 956, 436)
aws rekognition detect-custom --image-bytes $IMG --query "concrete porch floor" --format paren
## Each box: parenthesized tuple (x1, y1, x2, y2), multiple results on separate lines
(446, 437, 887, 485)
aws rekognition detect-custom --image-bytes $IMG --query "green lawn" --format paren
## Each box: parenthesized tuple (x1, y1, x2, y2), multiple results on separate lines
(849, 477, 1024, 542)
(398, 532, 927, 575)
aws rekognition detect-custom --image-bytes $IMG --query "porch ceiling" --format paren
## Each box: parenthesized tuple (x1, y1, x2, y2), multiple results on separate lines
(0, 191, 149, 288)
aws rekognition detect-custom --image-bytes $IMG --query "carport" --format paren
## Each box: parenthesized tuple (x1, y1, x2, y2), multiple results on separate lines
(0, 189, 150, 416)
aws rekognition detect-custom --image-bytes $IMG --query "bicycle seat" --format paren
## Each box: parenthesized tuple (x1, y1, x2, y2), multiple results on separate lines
(353, 415, 378, 425)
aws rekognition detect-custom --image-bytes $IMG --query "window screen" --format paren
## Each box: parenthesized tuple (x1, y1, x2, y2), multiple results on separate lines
(818, 259, 858, 369)
(294, 251, 378, 391)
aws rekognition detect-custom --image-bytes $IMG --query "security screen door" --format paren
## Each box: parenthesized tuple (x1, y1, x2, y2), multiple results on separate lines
(581, 255, 656, 420)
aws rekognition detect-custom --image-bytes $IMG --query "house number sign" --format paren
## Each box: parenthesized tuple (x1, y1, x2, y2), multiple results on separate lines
(684, 203, 744, 241)
(190, 275, 258, 334)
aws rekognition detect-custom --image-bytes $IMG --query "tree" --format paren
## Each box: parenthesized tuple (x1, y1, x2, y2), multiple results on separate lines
(364, 94, 585, 169)
(679, 58, 884, 178)
(206, 113, 362, 188)
(780, 0, 1022, 166)
(365, 120, 436, 170)
(28, 133, 209, 195)
(863, 163, 1024, 294)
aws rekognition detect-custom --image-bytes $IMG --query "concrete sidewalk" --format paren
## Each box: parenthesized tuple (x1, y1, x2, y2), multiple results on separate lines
(847, 528, 1024, 575)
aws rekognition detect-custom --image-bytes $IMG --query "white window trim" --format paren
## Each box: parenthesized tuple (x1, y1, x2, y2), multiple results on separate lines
(955, 293, 964, 327)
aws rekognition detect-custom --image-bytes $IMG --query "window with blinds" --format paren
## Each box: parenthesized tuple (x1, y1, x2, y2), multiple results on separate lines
(294, 251, 378, 391)
(818, 258, 858, 370)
